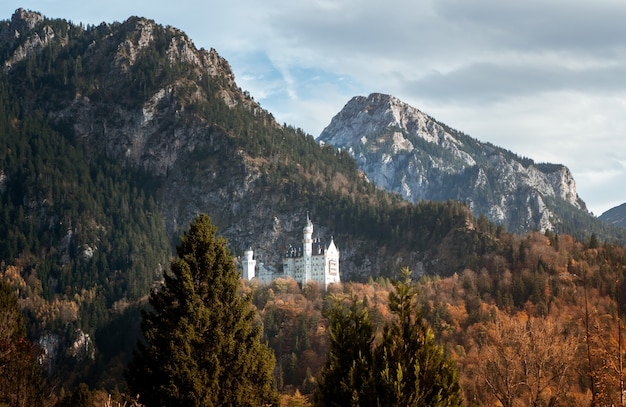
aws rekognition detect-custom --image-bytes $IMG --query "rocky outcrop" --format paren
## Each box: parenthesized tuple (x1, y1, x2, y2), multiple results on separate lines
(319, 93, 587, 233)
(2, 8, 68, 71)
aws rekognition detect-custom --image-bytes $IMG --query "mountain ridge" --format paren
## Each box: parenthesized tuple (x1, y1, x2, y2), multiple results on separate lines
(0, 9, 488, 283)
(600, 203, 626, 229)
(319, 93, 598, 235)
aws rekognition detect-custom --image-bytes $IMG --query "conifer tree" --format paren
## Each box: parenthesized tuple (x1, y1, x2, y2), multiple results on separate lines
(374, 267, 462, 407)
(314, 295, 376, 407)
(125, 214, 277, 407)
(315, 268, 462, 407)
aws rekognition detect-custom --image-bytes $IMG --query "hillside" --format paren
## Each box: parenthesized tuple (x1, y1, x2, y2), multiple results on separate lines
(0, 9, 502, 387)
(0, 10, 512, 279)
(319, 93, 623, 241)
(600, 203, 626, 229)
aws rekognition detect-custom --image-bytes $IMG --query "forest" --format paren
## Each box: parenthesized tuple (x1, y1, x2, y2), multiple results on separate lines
(3, 214, 626, 406)
(2, 10, 626, 406)
(245, 229, 626, 406)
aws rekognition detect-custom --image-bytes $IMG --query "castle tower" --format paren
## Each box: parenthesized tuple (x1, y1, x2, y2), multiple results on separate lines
(324, 237, 340, 287)
(303, 214, 313, 283)
(242, 247, 256, 280)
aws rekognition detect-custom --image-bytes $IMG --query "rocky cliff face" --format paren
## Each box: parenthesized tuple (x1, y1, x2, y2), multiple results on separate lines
(3, 12, 243, 175)
(3, 11, 249, 220)
(319, 93, 587, 233)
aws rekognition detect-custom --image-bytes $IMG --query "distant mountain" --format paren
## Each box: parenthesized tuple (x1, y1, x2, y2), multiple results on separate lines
(319, 93, 619, 238)
(600, 203, 626, 229)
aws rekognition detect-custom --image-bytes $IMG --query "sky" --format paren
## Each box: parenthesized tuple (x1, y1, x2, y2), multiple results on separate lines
(2, 1, 625, 216)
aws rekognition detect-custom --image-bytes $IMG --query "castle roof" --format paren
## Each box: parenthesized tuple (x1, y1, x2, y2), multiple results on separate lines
(283, 237, 331, 258)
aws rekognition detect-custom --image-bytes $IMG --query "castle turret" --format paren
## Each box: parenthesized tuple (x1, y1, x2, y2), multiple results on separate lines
(242, 247, 256, 280)
(303, 214, 313, 283)
(303, 214, 313, 256)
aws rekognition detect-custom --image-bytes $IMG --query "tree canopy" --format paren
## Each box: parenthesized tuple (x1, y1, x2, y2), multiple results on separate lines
(375, 268, 462, 406)
(315, 267, 462, 407)
(314, 295, 375, 406)
(125, 214, 277, 406)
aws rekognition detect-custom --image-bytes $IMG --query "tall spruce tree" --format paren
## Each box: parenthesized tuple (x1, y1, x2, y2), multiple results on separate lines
(125, 214, 277, 407)
(315, 268, 462, 407)
(314, 295, 376, 407)
(375, 267, 462, 407)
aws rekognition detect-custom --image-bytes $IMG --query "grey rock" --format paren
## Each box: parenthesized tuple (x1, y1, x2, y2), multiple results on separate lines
(320, 93, 587, 233)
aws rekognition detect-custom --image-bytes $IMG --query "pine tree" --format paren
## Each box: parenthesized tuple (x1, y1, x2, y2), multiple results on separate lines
(315, 268, 462, 407)
(314, 295, 376, 407)
(374, 267, 462, 407)
(125, 214, 277, 407)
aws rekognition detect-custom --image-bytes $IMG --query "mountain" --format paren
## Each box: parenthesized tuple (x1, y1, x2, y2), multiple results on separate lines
(1, 9, 509, 386)
(319, 93, 618, 239)
(1, 8, 625, 394)
(0, 10, 429, 280)
(600, 203, 626, 229)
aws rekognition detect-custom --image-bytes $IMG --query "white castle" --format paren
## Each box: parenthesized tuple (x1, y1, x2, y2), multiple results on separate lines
(242, 215, 340, 287)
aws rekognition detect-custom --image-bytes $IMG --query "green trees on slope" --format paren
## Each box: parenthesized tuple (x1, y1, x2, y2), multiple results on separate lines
(315, 268, 462, 407)
(126, 214, 278, 407)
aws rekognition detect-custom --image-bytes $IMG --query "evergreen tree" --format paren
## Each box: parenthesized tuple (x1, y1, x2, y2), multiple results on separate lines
(374, 267, 462, 407)
(125, 214, 277, 407)
(315, 268, 462, 407)
(57, 383, 93, 407)
(314, 295, 375, 407)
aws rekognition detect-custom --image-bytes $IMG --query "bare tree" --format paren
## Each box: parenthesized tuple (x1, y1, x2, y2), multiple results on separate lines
(467, 312, 579, 407)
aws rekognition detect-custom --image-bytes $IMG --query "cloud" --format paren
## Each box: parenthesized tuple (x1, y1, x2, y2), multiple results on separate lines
(403, 61, 626, 104)
(432, 0, 626, 54)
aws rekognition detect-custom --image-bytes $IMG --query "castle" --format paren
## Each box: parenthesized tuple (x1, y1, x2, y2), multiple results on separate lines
(242, 216, 340, 287)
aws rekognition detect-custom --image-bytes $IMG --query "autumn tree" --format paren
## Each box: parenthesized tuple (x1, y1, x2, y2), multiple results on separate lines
(125, 214, 278, 406)
(0, 280, 51, 407)
(57, 383, 93, 407)
(315, 268, 462, 407)
(583, 275, 626, 406)
(466, 312, 580, 407)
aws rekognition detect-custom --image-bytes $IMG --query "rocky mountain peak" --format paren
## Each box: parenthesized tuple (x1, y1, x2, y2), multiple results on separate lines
(112, 16, 235, 87)
(2, 9, 68, 71)
(1, 11, 264, 179)
(10, 8, 43, 31)
(114, 17, 158, 70)
(320, 93, 587, 234)
(321, 93, 474, 166)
